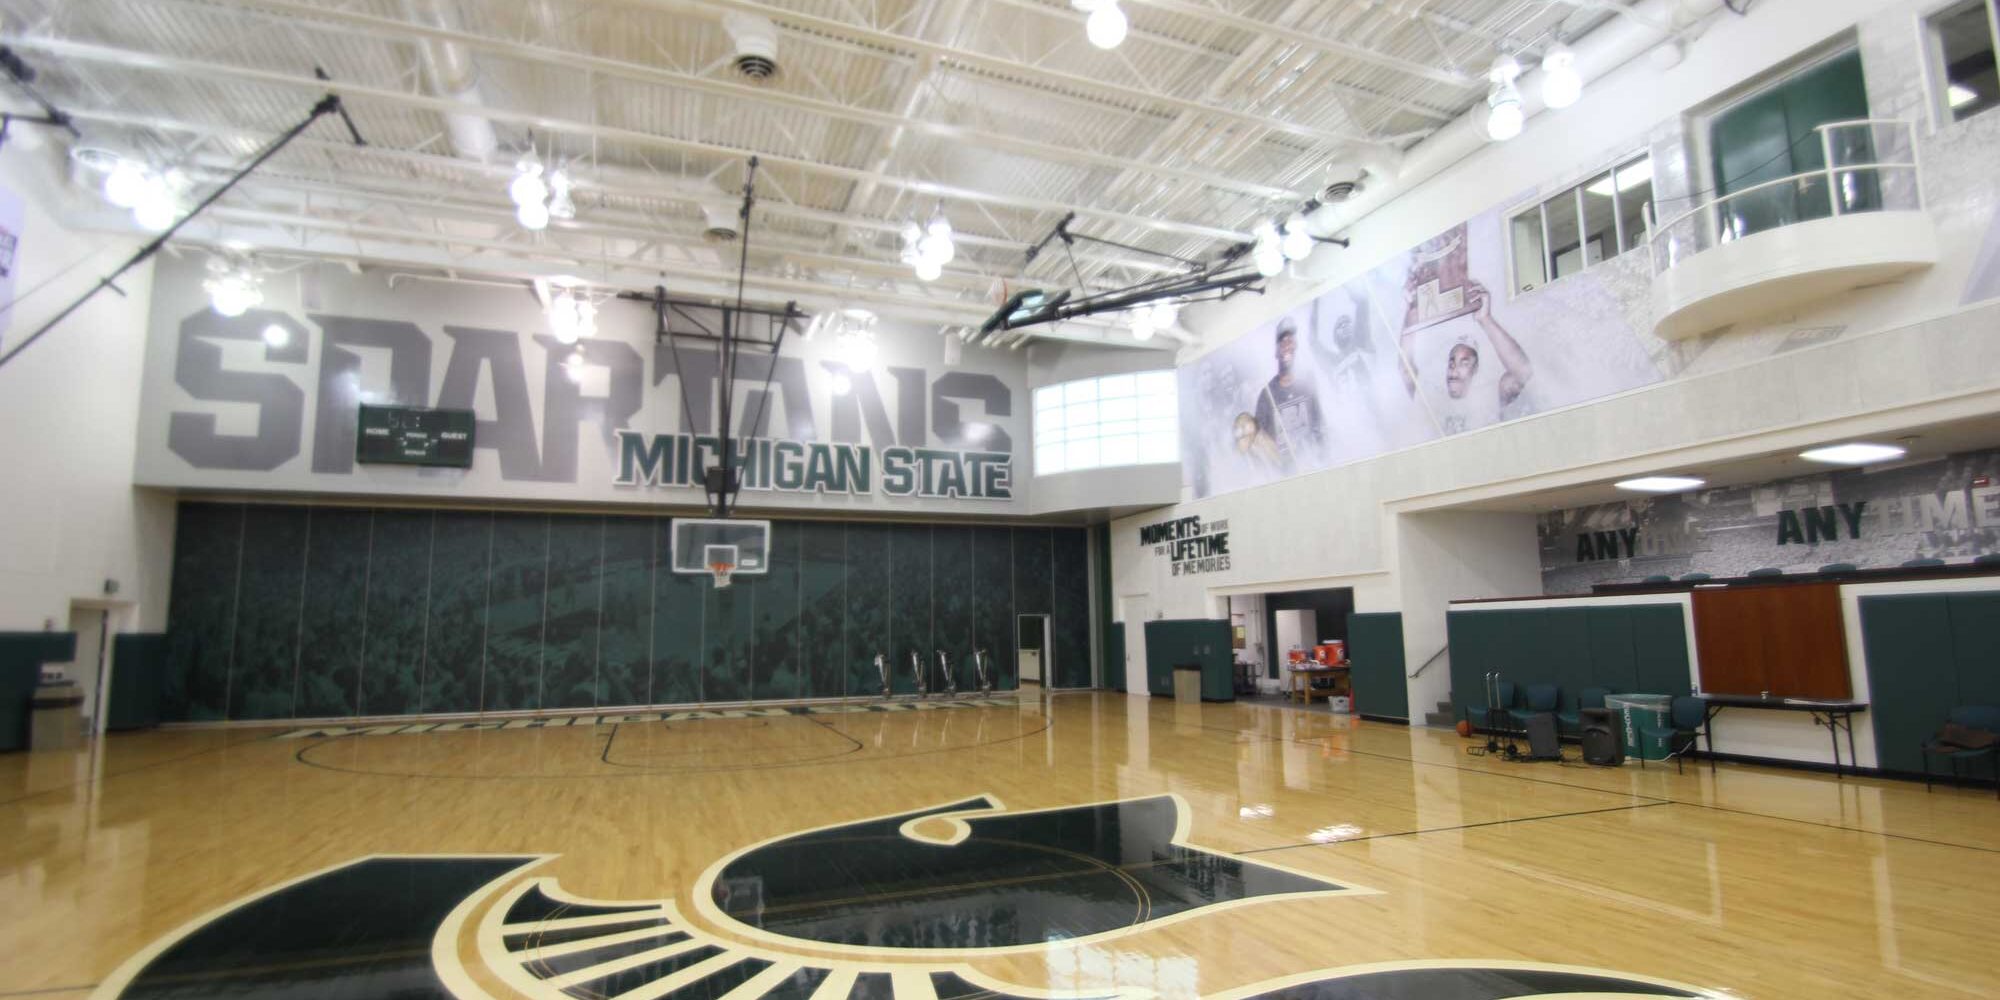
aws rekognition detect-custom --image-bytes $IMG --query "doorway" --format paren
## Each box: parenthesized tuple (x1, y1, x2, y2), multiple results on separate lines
(64, 601, 119, 735)
(1017, 614, 1050, 685)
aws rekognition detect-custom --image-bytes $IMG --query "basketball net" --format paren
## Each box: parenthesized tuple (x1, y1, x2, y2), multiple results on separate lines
(708, 560, 735, 589)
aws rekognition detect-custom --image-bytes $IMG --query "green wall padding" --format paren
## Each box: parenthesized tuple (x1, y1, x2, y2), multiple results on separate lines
(1345, 612, 1407, 721)
(162, 501, 1089, 721)
(1107, 622, 1126, 693)
(1631, 605, 1693, 697)
(1447, 604, 1692, 719)
(1861, 593, 2000, 775)
(1142, 619, 1232, 701)
(1, 632, 77, 752)
(107, 633, 169, 731)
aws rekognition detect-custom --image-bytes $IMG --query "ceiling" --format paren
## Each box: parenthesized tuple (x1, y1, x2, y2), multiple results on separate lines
(0, 0, 1614, 345)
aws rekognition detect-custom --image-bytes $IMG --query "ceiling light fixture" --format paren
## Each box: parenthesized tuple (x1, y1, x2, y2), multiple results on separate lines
(1130, 310, 1155, 341)
(1947, 83, 1978, 109)
(562, 348, 587, 383)
(1250, 220, 1286, 277)
(829, 308, 881, 375)
(202, 258, 264, 318)
(1615, 475, 1705, 493)
(509, 151, 548, 209)
(1540, 42, 1583, 109)
(101, 158, 186, 232)
(103, 158, 149, 208)
(546, 168, 575, 221)
(546, 285, 597, 345)
(1079, 0, 1128, 50)
(905, 206, 956, 281)
(1280, 213, 1313, 261)
(261, 323, 290, 348)
(1799, 442, 1907, 465)
(1486, 55, 1524, 142)
(509, 149, 576, 231)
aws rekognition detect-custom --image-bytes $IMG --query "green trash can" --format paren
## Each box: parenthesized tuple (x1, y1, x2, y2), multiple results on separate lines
(1604, 694, 1674, 761)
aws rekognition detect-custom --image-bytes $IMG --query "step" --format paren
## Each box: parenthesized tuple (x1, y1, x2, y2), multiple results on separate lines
(1422, 711, 1454, 728)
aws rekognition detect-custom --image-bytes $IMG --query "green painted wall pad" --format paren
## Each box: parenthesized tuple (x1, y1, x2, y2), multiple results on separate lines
(162, 502, 1098, 721)
(1345, 613, 1408, 720)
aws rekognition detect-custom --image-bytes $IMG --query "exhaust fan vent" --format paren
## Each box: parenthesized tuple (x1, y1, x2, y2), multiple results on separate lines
(1320, 179, 1362, 203)
(724, 13, 779, 80)
(701, 201, 740, 243)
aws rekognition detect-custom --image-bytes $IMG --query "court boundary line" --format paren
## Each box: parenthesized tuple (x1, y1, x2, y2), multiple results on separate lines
(1236, 801, 1673, 855)
(0, 732, 272, 809)
(286, 702, 1053, 779)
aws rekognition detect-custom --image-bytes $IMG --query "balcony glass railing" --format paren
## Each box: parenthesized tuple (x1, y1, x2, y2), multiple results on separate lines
(1647, 119, 1923, 276)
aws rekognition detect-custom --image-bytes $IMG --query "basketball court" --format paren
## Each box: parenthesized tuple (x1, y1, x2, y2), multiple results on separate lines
(5, 1, 2000, 998)
(6, 692, 1999, 999)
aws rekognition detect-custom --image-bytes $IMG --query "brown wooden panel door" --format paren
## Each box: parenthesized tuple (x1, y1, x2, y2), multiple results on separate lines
(1692, 583, 1851, 699)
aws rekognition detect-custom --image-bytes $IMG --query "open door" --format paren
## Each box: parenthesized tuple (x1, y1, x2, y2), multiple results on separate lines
(1017, 614, 1049, 684)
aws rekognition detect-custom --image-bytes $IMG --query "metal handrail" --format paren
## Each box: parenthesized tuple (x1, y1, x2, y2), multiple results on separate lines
(1408, 644, 1448, 679)
(1646, 118, 1922, 274)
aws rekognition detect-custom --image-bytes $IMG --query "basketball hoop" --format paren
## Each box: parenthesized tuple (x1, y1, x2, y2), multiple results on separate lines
(707, 560, 735, 589)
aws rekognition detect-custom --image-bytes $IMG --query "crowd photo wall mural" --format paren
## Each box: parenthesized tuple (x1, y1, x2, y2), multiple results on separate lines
(1539, 446, 2000, 593)
(1180, 199, 1664, 499)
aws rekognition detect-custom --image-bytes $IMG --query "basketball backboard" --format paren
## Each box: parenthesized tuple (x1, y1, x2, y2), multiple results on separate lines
(670, 518, 771, 588)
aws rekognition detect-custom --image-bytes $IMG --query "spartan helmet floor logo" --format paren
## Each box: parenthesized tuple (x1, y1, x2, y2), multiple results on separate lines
(89, 795, 1724, 1000)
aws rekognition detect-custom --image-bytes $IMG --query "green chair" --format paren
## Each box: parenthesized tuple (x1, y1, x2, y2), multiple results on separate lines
(1557, 686, 1609, 737)
(1462, 679, 1515, 733)
(1509, 683, 1559, 729)
(1641, 575, 1672, 584)
(1640, 696, 1708, 773)
(1818, 563, 1857, 574)
(1746, 567, 1783, 578)
(1902, 557, 1945, 568)
(1680, 572, 1711, 582)
(1975, 553, 2000, 566)
(1921, 706, 2000, 799)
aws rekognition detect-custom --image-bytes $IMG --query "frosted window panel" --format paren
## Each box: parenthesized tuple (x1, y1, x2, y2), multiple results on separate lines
(1065, 439, 1100, 470)
(1100, 397, 1138, 422)
(1037, 447, 1064, 475)
(1101, 418, 1140, 437)
(1138, 394, 1176, 419)
(1035, 386, 1063, 411)
(1139, 430, 1177, 463)
(1098, 374, 1137, 399)
(1064, 380, 1098, 404)
(1100, 435, 1138, 466)
(1065, 401, 1099, 429)
(1137, 371, 1175, 397)
(1039, 406, 1066, 432)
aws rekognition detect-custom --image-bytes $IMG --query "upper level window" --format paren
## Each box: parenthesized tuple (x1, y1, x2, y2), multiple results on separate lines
(1929, 0, 1999, 123)
(1033, 371, 1177, 475)
(1508, 155, 1653, 295)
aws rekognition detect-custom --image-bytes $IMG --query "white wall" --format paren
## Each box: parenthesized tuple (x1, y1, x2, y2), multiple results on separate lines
(1107, 0, 2000, 735)
(0, 141, 175, 635)
(1395, 512, 1545, 716)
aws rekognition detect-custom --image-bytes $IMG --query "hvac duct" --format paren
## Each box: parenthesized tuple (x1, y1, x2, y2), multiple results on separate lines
(403, 0, 499, 161)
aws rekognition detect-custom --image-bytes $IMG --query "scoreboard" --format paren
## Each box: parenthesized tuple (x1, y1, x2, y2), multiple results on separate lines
(356, 405, 475, 468)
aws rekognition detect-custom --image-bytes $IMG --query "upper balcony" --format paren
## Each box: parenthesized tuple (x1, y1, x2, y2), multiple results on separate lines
(1646, 120, 1939, 340)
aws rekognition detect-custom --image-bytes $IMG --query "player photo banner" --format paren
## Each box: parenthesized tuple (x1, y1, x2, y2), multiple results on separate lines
(1180, 203, 1665, 500)
(1539, 446, 2000, 593)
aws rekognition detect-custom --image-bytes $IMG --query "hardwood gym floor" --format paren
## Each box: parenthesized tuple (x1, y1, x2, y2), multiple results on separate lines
(3, 691, 1998, 999)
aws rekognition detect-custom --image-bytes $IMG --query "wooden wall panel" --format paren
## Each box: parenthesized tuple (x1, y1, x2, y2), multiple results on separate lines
(1692, 584, 1850, 699)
